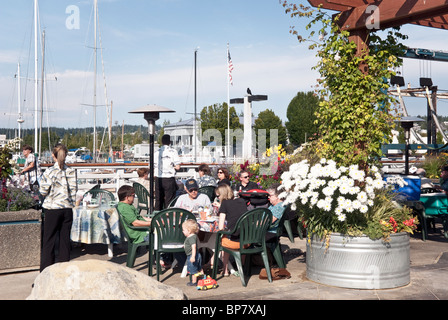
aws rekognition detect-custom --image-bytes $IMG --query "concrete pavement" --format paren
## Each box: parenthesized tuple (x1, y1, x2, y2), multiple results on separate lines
(1, 225, 448, 301)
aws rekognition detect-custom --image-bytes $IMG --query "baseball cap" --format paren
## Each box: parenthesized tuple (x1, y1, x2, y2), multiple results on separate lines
(185, 179, 199, 191)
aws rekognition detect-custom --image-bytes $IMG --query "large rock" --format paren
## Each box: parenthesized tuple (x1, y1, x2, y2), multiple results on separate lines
(27, 260, 186, 300)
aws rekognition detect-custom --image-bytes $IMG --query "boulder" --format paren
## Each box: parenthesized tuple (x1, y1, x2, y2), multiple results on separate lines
(27, 259, 186, 300)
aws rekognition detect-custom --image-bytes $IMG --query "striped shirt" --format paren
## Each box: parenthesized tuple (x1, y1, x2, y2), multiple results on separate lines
(39, 162, 77, 210)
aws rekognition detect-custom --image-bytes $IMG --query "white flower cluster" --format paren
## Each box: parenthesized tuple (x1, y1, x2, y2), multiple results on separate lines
(279, 159, 402, 222)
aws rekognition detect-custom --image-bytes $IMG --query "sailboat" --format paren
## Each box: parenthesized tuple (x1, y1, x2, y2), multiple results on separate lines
(81, 0, 113, 163)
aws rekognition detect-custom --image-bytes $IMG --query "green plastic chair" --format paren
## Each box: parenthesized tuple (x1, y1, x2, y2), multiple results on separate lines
(212, 208, 273, 287)
(83, 189, 115, 203)
(167, 194, 180, 208)
(266, 208, 291, 269)
(116, 206, 150, 268)
(198, 186, 216, 202)
(148, 208, 196, 281)
(282, 205, 304, 243)
(133, 182, 151, 215)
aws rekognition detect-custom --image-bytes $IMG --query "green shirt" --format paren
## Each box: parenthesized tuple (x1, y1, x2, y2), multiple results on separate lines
(184, 234, 197, 256)
(117, 202, 148, 244)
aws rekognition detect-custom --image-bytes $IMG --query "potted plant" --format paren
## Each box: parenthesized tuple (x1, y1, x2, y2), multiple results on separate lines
(279, 2, 418, 289)
(0, 140, 42, 273)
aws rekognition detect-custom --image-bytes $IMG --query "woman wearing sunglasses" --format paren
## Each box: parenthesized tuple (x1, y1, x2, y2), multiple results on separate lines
(216, 167, 231, 187)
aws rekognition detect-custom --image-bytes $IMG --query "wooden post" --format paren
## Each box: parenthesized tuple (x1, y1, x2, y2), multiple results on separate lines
(348, 29, 369, 74)
(432, 86, 438, 145)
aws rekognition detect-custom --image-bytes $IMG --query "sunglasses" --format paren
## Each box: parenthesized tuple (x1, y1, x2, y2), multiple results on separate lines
(189, 188, 198, 192)
(241, 175, 249, 179)
(218, 171, 224, 174)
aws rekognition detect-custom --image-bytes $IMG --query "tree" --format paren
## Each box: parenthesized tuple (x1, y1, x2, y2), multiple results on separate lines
(286, 91, 319, 146)
(254, 109, 287, 151)
(200, 102, 242, 147)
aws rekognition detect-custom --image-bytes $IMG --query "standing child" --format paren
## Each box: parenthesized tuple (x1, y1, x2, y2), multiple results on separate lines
(182, 219, 203, 286)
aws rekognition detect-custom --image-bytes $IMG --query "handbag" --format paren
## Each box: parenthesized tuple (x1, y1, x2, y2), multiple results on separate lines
(259, 268, 291, 281)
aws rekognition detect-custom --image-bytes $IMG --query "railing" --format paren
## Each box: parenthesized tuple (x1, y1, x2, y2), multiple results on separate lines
(39, 162, 220, 193)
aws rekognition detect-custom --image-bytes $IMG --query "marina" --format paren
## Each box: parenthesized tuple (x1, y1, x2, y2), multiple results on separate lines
(2, 0, 448, 305)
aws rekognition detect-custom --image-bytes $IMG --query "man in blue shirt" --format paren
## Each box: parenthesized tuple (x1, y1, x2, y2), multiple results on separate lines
(435, 166, 448, 194)
(266, 183, 285, 235)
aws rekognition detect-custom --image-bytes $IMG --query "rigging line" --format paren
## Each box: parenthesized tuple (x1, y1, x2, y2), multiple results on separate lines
(425, 85, 448, 144)
(23, 12, 35, 120)
(96, 5, 111, 154)
(78, 4, 95, 127)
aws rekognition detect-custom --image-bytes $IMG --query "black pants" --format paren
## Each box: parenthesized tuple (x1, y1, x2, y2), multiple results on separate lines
(40, 208, 73, 272)
(155, 177, 177, 210)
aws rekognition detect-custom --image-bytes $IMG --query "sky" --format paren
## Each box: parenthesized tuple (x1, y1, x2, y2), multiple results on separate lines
(1, 0, 448, 132)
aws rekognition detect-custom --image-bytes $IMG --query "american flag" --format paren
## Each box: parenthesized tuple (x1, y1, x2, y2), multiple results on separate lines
(228, 50, 234, 86)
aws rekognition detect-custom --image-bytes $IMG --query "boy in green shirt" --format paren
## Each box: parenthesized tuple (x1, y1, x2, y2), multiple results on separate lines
(117, 185, 151, 243)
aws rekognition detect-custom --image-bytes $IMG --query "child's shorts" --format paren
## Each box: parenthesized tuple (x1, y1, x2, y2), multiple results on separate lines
(187, 252, 202, 274)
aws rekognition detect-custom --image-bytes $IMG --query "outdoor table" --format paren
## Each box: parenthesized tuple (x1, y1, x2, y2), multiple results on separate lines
(416, 193, 448, 239)
(71, 204, 122, 257)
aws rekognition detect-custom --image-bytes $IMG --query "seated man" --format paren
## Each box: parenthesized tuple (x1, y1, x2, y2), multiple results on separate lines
(174, 178, 211, 211)
(117, 185, 151, 244)
(117, 185, 173, 268)
(234, 169, 258, 192)
(265, 183, 286, 242)
(434, 165, 448, 195)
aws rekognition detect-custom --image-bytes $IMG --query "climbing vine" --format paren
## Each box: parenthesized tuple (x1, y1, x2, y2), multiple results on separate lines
(282, 2, 408, 170)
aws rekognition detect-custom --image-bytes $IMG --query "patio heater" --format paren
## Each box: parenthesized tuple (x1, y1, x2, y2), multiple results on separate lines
(129, 105, 175, 215)
(397, 116, 424, 175)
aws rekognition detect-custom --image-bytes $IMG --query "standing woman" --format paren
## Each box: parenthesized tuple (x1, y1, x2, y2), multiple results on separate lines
(39, 144, 77, 272)
(21, 144, 42, 186)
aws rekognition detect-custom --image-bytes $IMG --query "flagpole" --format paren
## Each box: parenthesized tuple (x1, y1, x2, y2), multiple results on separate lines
(227, 43, 231, 164)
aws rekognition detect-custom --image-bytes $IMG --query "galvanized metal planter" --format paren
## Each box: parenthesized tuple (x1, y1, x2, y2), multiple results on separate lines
(306, 232, 410, 289)
(0, 209, 42, 274)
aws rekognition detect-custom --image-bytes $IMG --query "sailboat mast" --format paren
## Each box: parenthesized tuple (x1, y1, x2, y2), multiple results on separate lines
(39, 30, 46, 156)
(227, 43, 230, 162)
(93, 0, 98, 163)
(34, 0, 38, 152)
(17, 63, 23, 150)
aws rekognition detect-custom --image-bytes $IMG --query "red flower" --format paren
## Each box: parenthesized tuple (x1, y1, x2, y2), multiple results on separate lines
(389, 217, 398, 232)
(403, 218, 415, 227)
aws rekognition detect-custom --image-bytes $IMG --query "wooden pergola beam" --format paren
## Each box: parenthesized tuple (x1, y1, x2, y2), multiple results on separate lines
(412, 14, 448, 30)
(307, 0, 354, 12)
(334, 0, 448, 31)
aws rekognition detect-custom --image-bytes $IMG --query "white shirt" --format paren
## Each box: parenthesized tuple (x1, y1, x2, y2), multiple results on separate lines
(154, 145, 180, 178)
(174, 193, 211, 212)
(24, 153, 42, 183)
